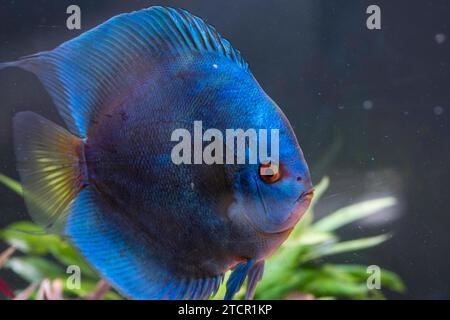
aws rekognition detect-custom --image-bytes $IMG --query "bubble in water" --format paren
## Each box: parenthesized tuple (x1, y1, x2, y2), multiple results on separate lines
(433, 106, 444, 116)
(435, 33, 446, 44)
(363, 100, 374, 110)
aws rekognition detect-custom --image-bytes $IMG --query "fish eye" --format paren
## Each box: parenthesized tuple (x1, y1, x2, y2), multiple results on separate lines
(259, 162, 282, 183)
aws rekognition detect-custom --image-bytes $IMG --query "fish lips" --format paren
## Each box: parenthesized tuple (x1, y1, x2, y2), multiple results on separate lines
(249, 188, 314, 235)
(285, 189, 314, 230)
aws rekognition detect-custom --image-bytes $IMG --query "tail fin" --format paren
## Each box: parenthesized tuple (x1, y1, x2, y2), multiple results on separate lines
(13, 112, 88, 233)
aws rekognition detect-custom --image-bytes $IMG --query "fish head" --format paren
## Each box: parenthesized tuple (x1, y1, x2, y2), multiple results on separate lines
(226, 121, 313, 236)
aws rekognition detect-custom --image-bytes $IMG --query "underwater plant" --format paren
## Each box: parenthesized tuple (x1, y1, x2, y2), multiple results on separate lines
(0, 174, 404, 300)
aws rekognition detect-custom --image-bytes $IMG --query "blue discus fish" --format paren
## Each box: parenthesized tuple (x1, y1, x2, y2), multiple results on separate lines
(0, 6, 313, 300)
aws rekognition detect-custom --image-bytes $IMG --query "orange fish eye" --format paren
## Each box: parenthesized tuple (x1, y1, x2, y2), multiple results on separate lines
(259, 162, 282, 183)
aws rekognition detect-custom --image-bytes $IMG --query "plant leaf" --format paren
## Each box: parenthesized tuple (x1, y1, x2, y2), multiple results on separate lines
(302, 234, 390, 262)
(47, 239, 98, 279)
(284, 230, 336, 247)
(302, 277, 369, 298)
(0, 222, 58, 255)
(0, 173, 23, 195)
(332, 264, 406, 293)
(313, 197, 397, 232)
(5, 256, 66, 283)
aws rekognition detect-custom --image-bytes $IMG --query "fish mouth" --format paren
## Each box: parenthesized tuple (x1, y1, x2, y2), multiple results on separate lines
(296, 188, 315, 203)
(252, 187, 315, 235)
(273, 188, 315, 233)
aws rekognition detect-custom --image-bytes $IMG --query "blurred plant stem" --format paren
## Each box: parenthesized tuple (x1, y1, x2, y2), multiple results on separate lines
(87, 279, 112, 300)
(0, 246, 16, 268)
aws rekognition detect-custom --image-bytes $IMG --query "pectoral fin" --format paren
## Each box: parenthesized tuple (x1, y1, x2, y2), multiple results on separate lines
(225, 259, 265, 300)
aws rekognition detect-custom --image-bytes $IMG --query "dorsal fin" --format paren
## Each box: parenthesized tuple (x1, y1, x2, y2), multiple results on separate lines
(0, 6, 248, 137)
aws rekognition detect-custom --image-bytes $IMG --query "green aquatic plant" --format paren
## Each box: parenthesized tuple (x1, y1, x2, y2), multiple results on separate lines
(0, 174, 404, 299)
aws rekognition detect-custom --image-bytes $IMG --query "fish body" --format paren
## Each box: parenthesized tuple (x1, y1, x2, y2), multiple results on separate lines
(1, 7, 313, 299)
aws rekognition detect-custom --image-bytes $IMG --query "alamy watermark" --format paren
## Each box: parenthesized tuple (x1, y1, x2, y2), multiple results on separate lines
(367, 265, 381, 290)
(366, 5, 381, 30)
(66, 5, 81, 30)
(170, 121, 279, 171)
(66, 265, 81, 290)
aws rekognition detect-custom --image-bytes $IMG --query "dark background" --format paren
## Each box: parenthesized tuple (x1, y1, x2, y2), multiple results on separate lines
(0, 0, 449, 299)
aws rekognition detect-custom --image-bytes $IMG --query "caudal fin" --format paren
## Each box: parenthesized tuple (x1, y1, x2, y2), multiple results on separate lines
(13, 112, 88, 233)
